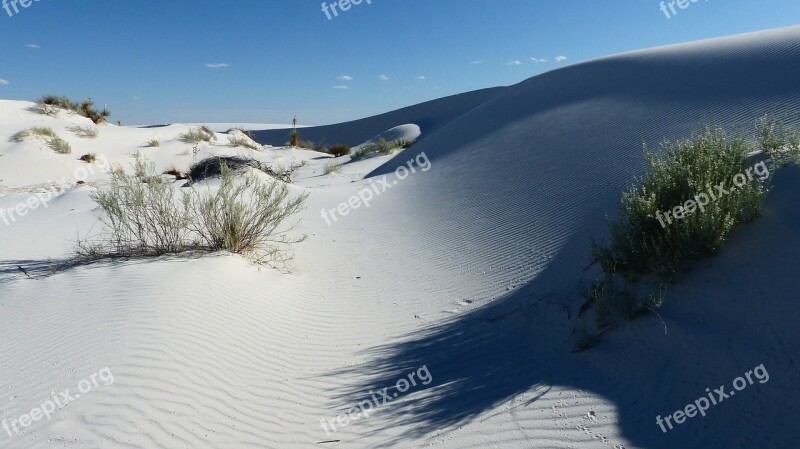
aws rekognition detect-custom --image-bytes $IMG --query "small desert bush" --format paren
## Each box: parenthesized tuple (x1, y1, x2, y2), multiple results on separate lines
(351, 138, 396, 160)
(593, 126, 770, 279)
(11, 126, 57, 142)
(144, 139, 160, 147)
(163, 164, 188, 180)
(48, 136, 72, 154)
(395, 139, 416, 149)
(181, 126, 217, 144)
(323, 162, 342, 174)
(190, 164, 308, 263)
(90, 157, 192, 256)
(35, 95, 79, 115)
(68, 125, 99, 139)
(756, 113, 800, 167)
(228, 135, 261, 151)
(88, 157, 306, 265)
(79, 100, 110, 124)
(35, 95, 109, 124)
(328, 144, 351, 157)
(79, 153, 97, 163)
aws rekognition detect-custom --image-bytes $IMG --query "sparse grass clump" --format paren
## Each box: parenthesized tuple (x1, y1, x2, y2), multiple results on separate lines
(34, 95, 110, 124)
(87, 157, 306, 265)
(328, 143, 351, 157)
(351, 137, 397, 160)
(47, 136, 72, 154)
(228, 135, 261, 151)
(144, 139, 160, 147)
(11, 126, 57, 142)
(180, 126, 217, 144)
(593, 126, 770, 279)
(323, 162, 342, 174)
(67, 125, 99, 139)
(395, 139, 416, 149)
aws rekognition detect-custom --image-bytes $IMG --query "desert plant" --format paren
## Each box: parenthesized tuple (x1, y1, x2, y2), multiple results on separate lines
(90, 157, 193, 256)
(11, 126, 57, 142)
(351, 138, 396, 160)
(395, 139, 416, 149)
(323, 162, 342, 174)
(79, 153, 97, 163)
(180, 127, 217, 144)
(34, 95, 110, 123)
(189, 163, 308, 264)
(144, 139, 160, 147)
(79, 100, 110, 124)
(228, 135, 261, 151)
(68, 125, 99, 139)
(189, 156, 292, 183)
(756, 113, 800, 167)
(48, 136, 72, 154)
(37, 95, 79, 113)
(163, 164, 188, 180)
(593, 126, 770, 279)
(328, 143, 351, 157)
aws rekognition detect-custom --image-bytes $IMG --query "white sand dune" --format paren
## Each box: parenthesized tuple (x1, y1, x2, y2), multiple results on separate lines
(1, 26, 800, 449)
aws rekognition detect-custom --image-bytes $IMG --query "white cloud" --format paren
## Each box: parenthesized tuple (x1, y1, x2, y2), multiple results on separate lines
(337, 75, 353, 81)
(333, 85, 348, 90)
(378, 74, 390, 81)
(416, 75, 427, 80)
(471, 59, 485, 65)
(555, 56, 568, 62)
(530, 57, 547, 63)
(133, 96, 141, 100)
(0, 79, 9, 85)
(205, 63, 229, 69)
(506, 60, 522, 66)
(25, 43, 40, 49)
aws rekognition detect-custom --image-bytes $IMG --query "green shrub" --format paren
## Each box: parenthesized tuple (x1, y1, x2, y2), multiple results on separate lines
(68, 125, 99, 139)
(144, 139, 160, 147)
(756, 113, 800, 167)
(180, 126, 217, 144)
(328, 144, 351, 157)
(594, 126, 770, 279)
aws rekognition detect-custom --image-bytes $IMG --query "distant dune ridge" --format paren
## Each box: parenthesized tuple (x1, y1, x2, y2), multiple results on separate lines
(1, 26, 800, 449)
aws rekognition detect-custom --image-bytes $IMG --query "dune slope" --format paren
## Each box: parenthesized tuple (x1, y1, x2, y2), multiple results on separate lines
(1, 26, 800, 449)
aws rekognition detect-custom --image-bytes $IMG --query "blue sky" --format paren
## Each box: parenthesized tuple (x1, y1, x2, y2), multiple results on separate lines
(1, 0, 799, 126)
